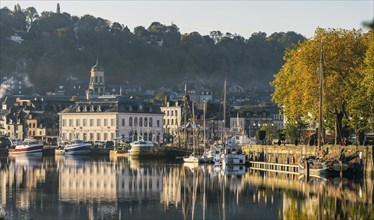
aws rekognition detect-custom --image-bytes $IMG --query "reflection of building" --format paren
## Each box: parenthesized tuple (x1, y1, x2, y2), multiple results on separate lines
(59, 160, 117, 202)
(117, 166, 163, 200)
(0, 157, 46, 210)
(160, 166, 182, 209)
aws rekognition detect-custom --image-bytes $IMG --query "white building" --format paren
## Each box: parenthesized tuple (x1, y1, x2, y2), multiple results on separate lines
(160, 100, 183, 136)
(58, 96, 164, 143)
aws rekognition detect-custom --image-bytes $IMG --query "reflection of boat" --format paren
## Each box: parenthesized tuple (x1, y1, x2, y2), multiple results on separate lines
(8, 139, 43, 156)
(64, 140, 92, 155)
(221, 164, 246, 176)
(299, 156, 329, 177)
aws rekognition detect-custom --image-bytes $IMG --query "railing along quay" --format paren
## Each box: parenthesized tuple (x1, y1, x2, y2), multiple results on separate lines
(249, 161, 299, 174)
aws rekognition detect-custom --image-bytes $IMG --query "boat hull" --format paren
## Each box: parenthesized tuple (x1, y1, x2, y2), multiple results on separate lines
(64, 144, 91, 155)
(8, 145, 43, 156)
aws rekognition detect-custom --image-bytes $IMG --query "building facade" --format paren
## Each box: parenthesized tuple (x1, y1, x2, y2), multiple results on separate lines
(160, 100, 183, 136)
(86, 61, 105, 99)
(58, 96, 164, 143)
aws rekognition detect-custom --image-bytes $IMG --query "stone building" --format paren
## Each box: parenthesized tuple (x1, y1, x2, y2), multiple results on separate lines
(58, 96, 164, 143)
(86, 60, 105, 99)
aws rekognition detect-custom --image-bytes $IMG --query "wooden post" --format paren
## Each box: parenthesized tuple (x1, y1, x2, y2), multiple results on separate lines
(305, 160, 310, 181)
(339, 160, 343, 178)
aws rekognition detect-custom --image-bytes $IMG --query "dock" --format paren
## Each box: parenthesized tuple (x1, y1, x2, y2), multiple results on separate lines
(249, 161, 299, 174)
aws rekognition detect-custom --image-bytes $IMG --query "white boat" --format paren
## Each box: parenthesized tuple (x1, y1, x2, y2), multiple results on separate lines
(8, 139, 43, 156)
(128, 139, 155, 157)
(64, 140, 92, 155)
(215, 80, 246, 166)
(183, 152, 200, 163)
(221, 164, 246, 175)
(183, 102, 201, 164)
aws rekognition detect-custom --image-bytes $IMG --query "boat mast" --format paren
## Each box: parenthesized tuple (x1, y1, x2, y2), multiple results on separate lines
(192, 102, 195, 153)
(223, 79, 227, 144)
(203, 99, 206, 148)
(318, 40, 324, 152)
(184, 83, 188, 149)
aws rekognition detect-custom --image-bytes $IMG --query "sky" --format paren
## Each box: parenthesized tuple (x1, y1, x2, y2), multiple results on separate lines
(1, 0, 373, 38)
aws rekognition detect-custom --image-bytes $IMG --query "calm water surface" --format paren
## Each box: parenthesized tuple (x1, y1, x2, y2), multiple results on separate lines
(0, 155, 373, 220)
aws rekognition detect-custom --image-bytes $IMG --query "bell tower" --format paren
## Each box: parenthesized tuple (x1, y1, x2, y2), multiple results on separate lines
(86, 60, 105, 99)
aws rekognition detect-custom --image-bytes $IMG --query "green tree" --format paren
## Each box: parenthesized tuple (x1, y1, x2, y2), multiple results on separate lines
(272, 28, 369, 144)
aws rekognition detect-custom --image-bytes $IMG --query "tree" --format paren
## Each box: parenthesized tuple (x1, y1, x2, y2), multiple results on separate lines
(271, 28, 369, 144)
(24, 7, 39, 30)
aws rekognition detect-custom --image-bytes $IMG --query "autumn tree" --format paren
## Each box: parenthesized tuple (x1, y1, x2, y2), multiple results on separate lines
(271, 28, 369, 144)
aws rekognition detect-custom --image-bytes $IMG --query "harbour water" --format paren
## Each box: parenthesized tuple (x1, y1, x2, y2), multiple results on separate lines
(0, 155, 373, 219)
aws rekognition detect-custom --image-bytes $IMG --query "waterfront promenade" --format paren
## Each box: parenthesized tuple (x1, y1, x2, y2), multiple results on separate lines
(243, 144, 374, 176)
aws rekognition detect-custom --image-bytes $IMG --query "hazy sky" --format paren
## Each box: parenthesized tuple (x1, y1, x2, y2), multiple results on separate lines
(1, 0, 373, 38)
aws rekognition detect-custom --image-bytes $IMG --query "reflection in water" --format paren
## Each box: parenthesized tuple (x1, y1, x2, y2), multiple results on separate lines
(0, 156, 373, 219)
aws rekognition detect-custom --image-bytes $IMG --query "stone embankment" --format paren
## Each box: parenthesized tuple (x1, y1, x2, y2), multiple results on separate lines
(242, 144, 374, 176)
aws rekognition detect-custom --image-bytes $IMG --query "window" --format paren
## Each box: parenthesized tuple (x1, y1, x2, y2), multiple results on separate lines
(76, 119, 80, 126)
(62, 119, 66, 127)
(122, 119, 125, 126)
(166, 111, 169, 116)
(90, 119, 94, 126)
(149, 118, 153, 127)
(171, 111, 173, 116)
(83, 119, 87, 126)
(175, 110, 178, 116)
(104, 119, 107, 126)
(144, 118, 148, 127)
(97, 119, 101, 126)
(90, 133, 94, 140)
(139, 118, 143, 127)
(69, 119, 73, 127)
(104, 133, 107, 141)
(157, 120, 160, 127)
(111, 133, 114, 140)
(167, 119, 169, 125)
(97, 133, 101, 140)
(111, 119, 114, 126)
(129, 117, 133, 126)
(134, 117, 138, 127)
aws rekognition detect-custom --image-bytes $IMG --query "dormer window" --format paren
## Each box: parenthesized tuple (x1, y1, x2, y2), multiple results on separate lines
(97, 105, 101, 111)
(76, 106, 81, 112)
(90, 105, 95, 112)
(83, 106, 88, 112)
(139, 105, 143, 111)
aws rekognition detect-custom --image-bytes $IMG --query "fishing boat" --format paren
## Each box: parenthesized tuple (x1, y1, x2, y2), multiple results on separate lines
(63, 140, 92, 155)
(128, 138, 155, 158)
(8, 138, 44, 156)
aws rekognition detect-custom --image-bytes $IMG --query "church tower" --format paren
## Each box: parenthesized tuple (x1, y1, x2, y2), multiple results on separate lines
(86, 60, 105, 99)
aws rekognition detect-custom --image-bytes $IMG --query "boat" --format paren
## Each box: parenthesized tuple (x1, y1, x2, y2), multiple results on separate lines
(63, 140, 92, 155)
(128, 138, 156, 158)
(183, 102, 200, 164)
(8, 138, 44, 156)
(216, 80, 246, 166)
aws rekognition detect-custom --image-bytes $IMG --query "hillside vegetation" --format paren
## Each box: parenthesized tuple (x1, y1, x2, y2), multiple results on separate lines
(0, 5, 306, 94)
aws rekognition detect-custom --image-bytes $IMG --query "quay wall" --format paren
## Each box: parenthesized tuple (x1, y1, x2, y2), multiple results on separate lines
(242, 144, 374, 176)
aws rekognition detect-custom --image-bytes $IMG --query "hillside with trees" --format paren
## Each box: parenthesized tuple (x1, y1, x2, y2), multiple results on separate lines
(0, 4, 306, 94)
